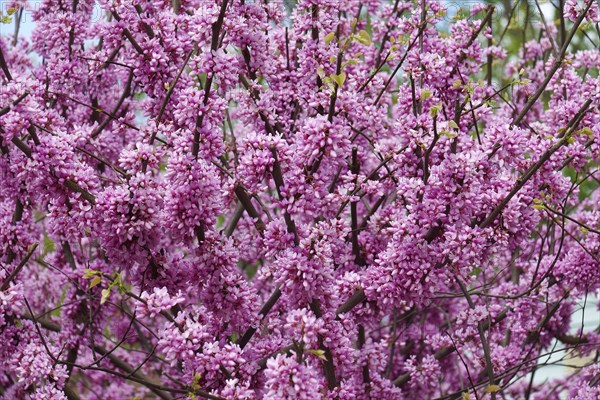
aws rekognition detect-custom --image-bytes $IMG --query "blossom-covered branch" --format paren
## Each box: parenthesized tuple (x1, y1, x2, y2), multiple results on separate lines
(1, 1, 599, 399)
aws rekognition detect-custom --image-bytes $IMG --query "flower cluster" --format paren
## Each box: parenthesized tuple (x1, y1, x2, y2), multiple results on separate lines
(137, 286, 185, 318)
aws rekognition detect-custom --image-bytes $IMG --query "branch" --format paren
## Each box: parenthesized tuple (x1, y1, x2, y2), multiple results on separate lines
(0, 46, 13, 81)
(336, 289, 366, 315)
(233, 184, 266, 234)
(223, 202, 244, 237)
(269, 146, 299, 245)
(392, 307, 510, 387)
(481, 99, 593, 229)
(92, 345, 175, 400)
(91, 70, 134, 139)
(238, 285, 282, 349)
(349, 148, 364, 265)
(456, 277, 497, 398)
(1, 244, 38, 291)
(310, 299, 337, 390)
(192, 0, 229, 158)
(449, 7, 495, 77)
(512, 1, 594, 126)
(0, 91, 30, 117)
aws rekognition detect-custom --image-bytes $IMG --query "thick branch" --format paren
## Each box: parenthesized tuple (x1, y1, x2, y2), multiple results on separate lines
(481, 99, 593, 229)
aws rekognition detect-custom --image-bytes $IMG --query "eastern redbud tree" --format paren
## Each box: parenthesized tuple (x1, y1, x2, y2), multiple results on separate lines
(0, 0, 599, 399)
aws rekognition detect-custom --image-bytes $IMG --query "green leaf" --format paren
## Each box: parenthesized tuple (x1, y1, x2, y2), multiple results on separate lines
(430, 102, 442, 118)
(83, 269, 100, 279)
(243, 262, 258, 279)
(316, 66, 325, 79)
(440, 131, 458, 138)
(100, 288, 111, 304)
(191, 373, 202, 390)
(574, 127, 593, 137)
(50, 287, 67, 317)
(486, 385, 502, 393)
(452, 8, 466, 20)
(308, 349, 328, 361)
(342, 58, 359, 67)
(578, 21, 593, 31)
(331, 72, 346, 88)
(462, 393, 471, 400)
(114, 273, 123, 287)
(43, 234, 56, 255)
(324, 32, 336, 45)
(448, 120, 459, 130)
(354, 30, 371, 46)
(89, 276, 102, 288)
(421, 89, 432, 100)
(119, 283, 132, 294)
(50, 307, 62, 317)
(7, 8, 17, 16)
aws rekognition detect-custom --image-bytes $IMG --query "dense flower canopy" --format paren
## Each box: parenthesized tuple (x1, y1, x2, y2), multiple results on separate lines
(0, 0, 599, 399)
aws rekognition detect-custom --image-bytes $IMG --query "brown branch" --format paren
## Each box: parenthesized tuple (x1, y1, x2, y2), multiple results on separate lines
(269, 146, 299, 245)
(481, 99, 593, 229)
(357, 195, 386, 231)
(310, 299, 337, 390)
(51, 91, 139, 132)
(336, 289, 366, 315)
(192, 0, 229, 158)
(151, 45, 196, 139)
(223, 202, 244, 237)
(233, 184, 266, 234)
(373, 22, 427, 106)
(392, 306, 510, 387)
(91, 70, 134, 139)
(64, 179, 97, 205)
(134, 5, 156, 39)
(456, 277, 497, 398)
(1, 244, 38, 291)
(350, 148, 364, 265)
(512, 1, 593, 126)
(0, 91, 30, 117)
(449, 7, 495, 77)
(238, 285, 282, 349)
(0, 46, 13, 81)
